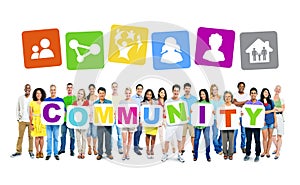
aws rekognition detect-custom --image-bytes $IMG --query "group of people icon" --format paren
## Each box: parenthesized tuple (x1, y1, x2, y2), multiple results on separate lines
(31, 38, 54, 60)
(252, 47, 268, 61)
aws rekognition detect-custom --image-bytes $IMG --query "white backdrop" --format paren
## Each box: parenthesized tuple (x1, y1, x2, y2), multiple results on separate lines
(0, 0, 298, 185)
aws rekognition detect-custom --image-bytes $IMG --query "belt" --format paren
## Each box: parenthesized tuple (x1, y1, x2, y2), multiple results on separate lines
(276, 112, 282, 114)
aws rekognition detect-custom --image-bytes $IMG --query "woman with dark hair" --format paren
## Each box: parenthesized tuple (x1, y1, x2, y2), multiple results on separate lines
(29, 88, 46, 158)
(260, 88, 277, 158)
(87, 84, 98, 155)
(193, 89, 212, 162)
(141, 89, 158, 159)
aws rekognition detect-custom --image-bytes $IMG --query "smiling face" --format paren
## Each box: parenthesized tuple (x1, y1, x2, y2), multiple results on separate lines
(274, 85, 281, 94)
(146, 91, 153, 101)
(173, 87, 180, 99)
(112, 83, 118, 94)
(50, 86, 56, 97)
(136, 85, 143, 96)
(125, 89, 131, 100)
(98, 90, 106, 101)
(89, 86, 95, 95)
(212, 86, 218, 97)
(200, 90, 206, 100)
(159, 89, 165, 99)
(238, 83, 245, 93)
(224, 92, 232, 104)
(24, 84, 31, 97)
(77, 90, 85, 101)
(36, 90, 42, 101)
(263, 89, 269, 98)
(250, 90, 257, 101)
(184, 86, 191, 95)
(67, 84, 73, 95)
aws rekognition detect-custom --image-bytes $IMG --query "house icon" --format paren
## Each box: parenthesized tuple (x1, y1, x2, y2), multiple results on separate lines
(245, 38, 273, 63)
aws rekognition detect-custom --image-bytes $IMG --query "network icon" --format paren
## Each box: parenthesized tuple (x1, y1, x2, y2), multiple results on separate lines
(69, 39, 101, 63)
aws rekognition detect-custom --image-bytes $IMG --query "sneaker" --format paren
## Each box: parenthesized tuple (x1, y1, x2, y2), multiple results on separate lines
(107, 155, 114, 160)
(218, 151, 223, 155)
(138, 146, 143, 150)
(58, 150, 65, 155)
(244, 155, 250, 161)
(118, 148, 123, 154)
(134, 150, 142, 155)
(70, 151, 75, 156)
(161, 154, 168, 162)
(10, 152, 21, 158)
(29, 152, 34, 159)
(96, 155, 102, 160)
(242, 148, 246, 153)
(54, 155, 60, 160)
(177, 155, 185, 163)
(254, 156, 260, 162)
(180, 150, 185, 156)
(45, 156, 51, 160)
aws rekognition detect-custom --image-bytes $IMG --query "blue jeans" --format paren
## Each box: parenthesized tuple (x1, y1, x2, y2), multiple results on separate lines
(87, 123, 97, 138)
(212, 120, 222, 153)
(194, 127, 210, 159)
(134, 124, 143, 151)
(111, 122, 122, 149)
(46, 125, 59, 156)
(234, 117, 246, 152)
(60, 122, 75, 152)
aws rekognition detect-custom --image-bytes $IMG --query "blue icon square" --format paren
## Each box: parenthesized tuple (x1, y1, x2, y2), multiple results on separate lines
(152, 31, 191, 70)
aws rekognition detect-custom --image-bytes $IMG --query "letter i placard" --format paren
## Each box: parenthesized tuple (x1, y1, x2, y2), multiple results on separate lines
(191, 103, 214, 127)
(41, 101, 65, 125)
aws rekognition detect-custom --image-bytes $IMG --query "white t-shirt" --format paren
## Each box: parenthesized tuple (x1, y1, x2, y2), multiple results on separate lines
(21, 96, 31, 122)
(234, 92, 250, 102)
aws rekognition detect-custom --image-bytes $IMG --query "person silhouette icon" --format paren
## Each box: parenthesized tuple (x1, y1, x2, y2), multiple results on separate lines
(39, 38, 54, 59)
(203, 33, 225, 62)
(31, 45, 39, 60)
(160, 37, 183, 64)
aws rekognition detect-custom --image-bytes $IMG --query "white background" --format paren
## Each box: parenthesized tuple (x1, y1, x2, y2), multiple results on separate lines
(0, 0, 299, 185)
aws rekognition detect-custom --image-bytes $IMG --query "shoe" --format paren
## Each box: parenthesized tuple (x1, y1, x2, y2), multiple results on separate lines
(134, 150, 142, 155)
(274, 155, 279, 160)
(29, 152, 34, 159)
(58, 150, 65, 155)
(118, 148, 123, 154)
(266, 154, 271, 158)
(88, 145, 92, 155)
(192, 150, 194, 154)
(193, 158, 197, 161)
(254, 156, 259, 162)
(260, 153, 265, 157)
(54, 155, 60, 160)
(244, 155, 250, 161)
(172, 148, 176, 153)
(78, 154, 82, 159)
(224, 156, 228, 160)
(272, 151, 277, 155)
(36, 152, 40, 158)
(122, 155, 126, 160)
(40, 152, 44, 158)
(138, 146, 143, 150)
(96, 155, 102, 160)
(218, 151, 223, 155)
(45, 156, 51, 160)
(180, 149, 185, 155)
(207, 158, 211, 162)
(233, 151, 236, 154)
(177, 155, 185, 163)
(161, 154, 168, 162)
(93, 147, 98, 155)
(81, 154, 85, 159)
(242, 148, 246, 153)
(146, 150, 151, 159)
(10, 152, 21, 158)
(108, 155, 114, 160)
(126, 154, 130, 160)
(229, 156, 233, 160)
(150, 150, 154, 159)
(70, 151, 75, 156)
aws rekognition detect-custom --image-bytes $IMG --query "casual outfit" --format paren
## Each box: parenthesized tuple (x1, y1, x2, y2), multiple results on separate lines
(211, 96, 224, 154)
(180, 95, 197, 138)
(273, 98, 284, 136)
(30, 101, 46, 137)
(261, 100, 275, 130)
(132, 94, 143, 153)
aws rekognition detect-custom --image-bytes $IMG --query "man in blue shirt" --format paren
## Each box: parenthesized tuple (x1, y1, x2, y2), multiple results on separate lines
(180, 83, 197, 155)
(132, 84, 144, 155)
(94, 87, 114, 160)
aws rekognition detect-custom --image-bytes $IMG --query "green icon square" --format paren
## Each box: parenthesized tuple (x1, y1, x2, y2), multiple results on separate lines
(66, 31, 104, 70)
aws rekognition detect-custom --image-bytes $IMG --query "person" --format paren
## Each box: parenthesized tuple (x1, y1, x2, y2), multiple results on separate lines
(108, 82, 123, 154)
(243, 87, 262, 162)
(95, 87, 114, 160)
(160, 37, 183, 64)
(161, 84, 185, 163)
(44, 85, 64, 160)
(180, 83, 197, 155)
(272, 85, 285, 160)
(203, 33, 225, 62)
(58, 83, 76, 156)
(141, 89, 158, 159)
(11, 84, 34, 158)
(73, 89, 89, 159)
(233, 82, 249, 154)
(86, 84, 98, 155)
(29, 88, 47, 158)
(193, 89, 211, 162)
(210, 84, 224, 155)
(119, 87, 137, 160)
(221, 91, 237, 160)
(132, 84, 144, 155)
(260, 88, 277, 158)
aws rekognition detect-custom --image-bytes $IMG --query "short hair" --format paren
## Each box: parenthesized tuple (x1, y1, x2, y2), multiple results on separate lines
(67, 83, 73, 86)
(50, 84, 56, 88)
(88, 84, 95, 89)
(24, 84, 31, 89)
(183, 83, 191, 88)
(136, 84, 143, 90)
(237, 82, 245, 88)
(111, 82, 118, 87)
(98, 87, 106, 93)
(249, 87, 257, 94)
(32, 88, 46, 101)
(125, 87, 132, 93)
(172, 84, 181, 91)
(223, 90, 234, 103)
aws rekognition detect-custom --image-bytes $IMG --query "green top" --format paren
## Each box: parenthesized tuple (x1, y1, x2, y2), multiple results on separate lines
(195, 100, 210, 130)
(274, 99, 282, 108)
(63, 95, 76, 122)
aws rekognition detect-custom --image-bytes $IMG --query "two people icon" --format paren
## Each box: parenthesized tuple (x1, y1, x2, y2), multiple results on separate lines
(31, 38, 54, 60)
(252, 47, 267, 61)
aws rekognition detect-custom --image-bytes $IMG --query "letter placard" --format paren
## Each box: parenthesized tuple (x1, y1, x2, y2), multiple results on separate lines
(93, 104, 114, 126)
(117, 104, 139, 128)
(191, 103, 214, 127)
(67, 105, 89, 129)
(216, 106, 239, 130)
(165, 101, 188, 126)
(242, 104, 265, 128)
(41, 101, 65, 125)
(141, 105, 163, 127)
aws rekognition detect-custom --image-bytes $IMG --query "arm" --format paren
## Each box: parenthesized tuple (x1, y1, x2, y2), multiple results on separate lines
(233, 99, 247, 107)
(275, 104, 285, 112)
(16, 97, 21, 121)
(29, 106, 34, 131)
(274, 112, 277, 128)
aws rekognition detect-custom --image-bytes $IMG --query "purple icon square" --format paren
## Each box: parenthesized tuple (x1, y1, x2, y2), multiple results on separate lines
(195, 27, 235, 68)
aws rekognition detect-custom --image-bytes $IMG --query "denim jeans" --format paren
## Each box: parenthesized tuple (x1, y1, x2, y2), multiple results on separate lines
(87, 122, 97, 138)
(134, 124, 143, 151)
(60, 122, 75, 152)
(46, 125, 59, 156)
(212, 120, 222, 153)
(194, 127, 210, 159)
(245, 128, 261, 156)
(234, 117, 246, 152)
(111, 122, 122, 149)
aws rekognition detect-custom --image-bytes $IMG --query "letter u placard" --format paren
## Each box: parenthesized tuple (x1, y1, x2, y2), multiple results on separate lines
(140, 105, 163, 127)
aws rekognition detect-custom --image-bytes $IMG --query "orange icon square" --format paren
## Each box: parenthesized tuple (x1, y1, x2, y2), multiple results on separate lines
(22, 28, 62, 68)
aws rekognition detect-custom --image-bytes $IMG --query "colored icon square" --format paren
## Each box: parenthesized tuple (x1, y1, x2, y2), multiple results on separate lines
(66, 31, 104, 70)
(195, 27, 235, 68)
(240, 31, 278, 70)
(152, 31, 191, 70)
(108, 25, 148, 65)
(22, 28, 62, 69)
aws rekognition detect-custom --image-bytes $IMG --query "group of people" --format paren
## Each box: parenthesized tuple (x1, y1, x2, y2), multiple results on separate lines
(11, 81, 285, 163)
